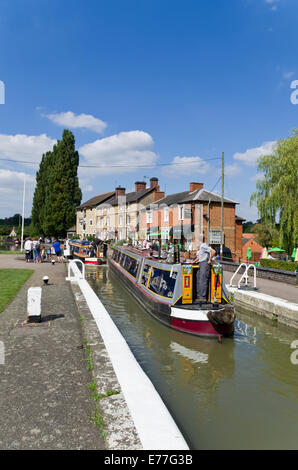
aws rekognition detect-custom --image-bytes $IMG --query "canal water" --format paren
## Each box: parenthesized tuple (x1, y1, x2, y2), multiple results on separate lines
(86, 266, 298, 450)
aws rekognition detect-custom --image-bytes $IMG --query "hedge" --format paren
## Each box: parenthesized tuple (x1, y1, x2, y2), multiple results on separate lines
(260, 259, 298, 272)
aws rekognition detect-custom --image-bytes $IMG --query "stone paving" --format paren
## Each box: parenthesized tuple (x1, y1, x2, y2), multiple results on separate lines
(224, 270, 298, 304)
(0, 254, 105, 450)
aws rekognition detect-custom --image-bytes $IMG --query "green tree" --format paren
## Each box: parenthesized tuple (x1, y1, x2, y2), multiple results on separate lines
(251, 222, 279, 248)
(32, 129, 82, 237)
(250, 129, 298, 254)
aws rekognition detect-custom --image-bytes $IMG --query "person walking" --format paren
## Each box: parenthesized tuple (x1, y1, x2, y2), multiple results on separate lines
(52, 239, 63, 263)
(24, 237, 33, 263)
(32, 237, 41, 264)
(191, 237, 216, 302)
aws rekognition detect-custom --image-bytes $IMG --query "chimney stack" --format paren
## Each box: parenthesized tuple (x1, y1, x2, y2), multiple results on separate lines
(115, 186, 126, 198)
(189, 182, 204, 192)
(153, 190, 165, 202)
(135, 181, 146, 193)
(150, 177, 159, 190)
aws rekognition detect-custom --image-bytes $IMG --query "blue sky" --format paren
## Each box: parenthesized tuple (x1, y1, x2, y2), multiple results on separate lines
(0, 0, 297, 220)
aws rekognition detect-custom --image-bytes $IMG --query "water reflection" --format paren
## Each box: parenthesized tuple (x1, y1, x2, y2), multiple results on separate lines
(86, 266, 298, 450)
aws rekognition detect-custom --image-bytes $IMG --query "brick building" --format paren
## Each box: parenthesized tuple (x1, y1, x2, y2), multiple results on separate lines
(140, 182, 244, 261)
(76, 191, 115, 238)
(95, 177, 164, 242)
(242, 233, 263, 263)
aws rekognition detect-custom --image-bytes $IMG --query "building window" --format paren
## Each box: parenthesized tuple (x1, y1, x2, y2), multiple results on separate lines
(178, 205, 184, 221)
(119, 215, 123, 226)
(127, 215, 130, 225)
(89, 219, 93, 226)
(146, 210, 152, 224)
(164, 207, 169, 222)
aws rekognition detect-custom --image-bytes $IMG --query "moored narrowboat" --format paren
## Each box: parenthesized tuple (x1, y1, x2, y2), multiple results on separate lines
(69, 240, 107, 265)
(108, 246, 235, 339)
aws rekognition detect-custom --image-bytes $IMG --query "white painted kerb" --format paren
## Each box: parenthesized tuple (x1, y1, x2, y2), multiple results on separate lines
(68, 262, 188, 450)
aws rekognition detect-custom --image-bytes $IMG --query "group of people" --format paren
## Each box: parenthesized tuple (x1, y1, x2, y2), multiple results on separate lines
(87, 239, 108, 258)
(24, 237, 63, 263)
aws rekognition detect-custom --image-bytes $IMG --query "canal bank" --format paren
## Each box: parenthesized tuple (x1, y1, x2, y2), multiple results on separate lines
(68, 260, 189, 450)
(224, 271, 298, 330)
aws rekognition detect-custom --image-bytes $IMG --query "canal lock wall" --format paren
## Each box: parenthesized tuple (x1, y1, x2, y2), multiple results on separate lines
(67, 262, 189, 450)
(227, 286, 298, 330)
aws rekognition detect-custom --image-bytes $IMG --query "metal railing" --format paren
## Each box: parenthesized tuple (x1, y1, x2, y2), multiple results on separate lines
(228, 262, 257, 290)
(66, 259, 85, 281)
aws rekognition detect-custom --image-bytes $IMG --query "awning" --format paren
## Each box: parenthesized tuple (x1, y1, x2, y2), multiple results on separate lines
(169, 224, 194, 237)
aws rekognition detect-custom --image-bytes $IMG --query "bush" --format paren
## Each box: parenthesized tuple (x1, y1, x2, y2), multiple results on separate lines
(260, 259, 298, 272)
(115, 240, 125, 246)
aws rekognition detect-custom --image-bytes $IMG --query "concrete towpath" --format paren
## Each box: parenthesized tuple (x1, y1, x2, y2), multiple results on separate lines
(0, 254, 105, 450)
(224, 270, 298, 304)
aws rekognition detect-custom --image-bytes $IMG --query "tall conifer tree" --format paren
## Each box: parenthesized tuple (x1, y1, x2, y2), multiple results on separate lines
(32, 129, 82, 237)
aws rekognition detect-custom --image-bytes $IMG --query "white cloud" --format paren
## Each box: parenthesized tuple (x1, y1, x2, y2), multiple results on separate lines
(78, 130, 157, 176)
(45, 111, 107, 134)
(163, 156, 210, 178)
(0, 133, 56, 163)
(233, 141, 276, 166)
(283, 71, 295, 80)
(0, 169, 35, 218)
(225, 163, 243, 177)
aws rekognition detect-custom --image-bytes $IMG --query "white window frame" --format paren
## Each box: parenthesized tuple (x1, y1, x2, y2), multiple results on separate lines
(178, 204, 184, 221)
(164, 207, 169, 222)
(146, 210, 152, 224)
(119, 215, 123, 226)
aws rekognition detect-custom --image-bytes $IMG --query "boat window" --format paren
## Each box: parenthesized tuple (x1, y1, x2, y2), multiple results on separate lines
(112, 249, 120, 263)
(123, 255, 139, 278)
(141, 264, 151, 286)
(147, 268, 177, 298)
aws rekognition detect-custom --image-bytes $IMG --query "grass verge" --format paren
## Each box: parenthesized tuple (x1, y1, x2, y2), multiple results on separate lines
(0, 268, 34, 313)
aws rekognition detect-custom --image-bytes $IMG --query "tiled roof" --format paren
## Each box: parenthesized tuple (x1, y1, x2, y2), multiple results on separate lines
(77, 191, 115, 209)
(141, 188, 238, 210)
(181, 189, 238, 204)
(106, 187, 155, 206)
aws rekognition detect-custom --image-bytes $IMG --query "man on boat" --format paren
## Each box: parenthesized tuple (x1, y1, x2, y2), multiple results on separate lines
(190, 237, 216, 302)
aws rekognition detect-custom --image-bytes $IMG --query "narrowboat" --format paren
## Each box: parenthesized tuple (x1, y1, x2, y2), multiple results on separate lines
(69, 240, 107, 265)
(109, 246, 235, 339)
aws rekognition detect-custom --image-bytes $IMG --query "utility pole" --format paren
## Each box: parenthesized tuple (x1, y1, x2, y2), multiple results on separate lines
(220, 152, 224, 260)
(21, 175, 26, 252)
